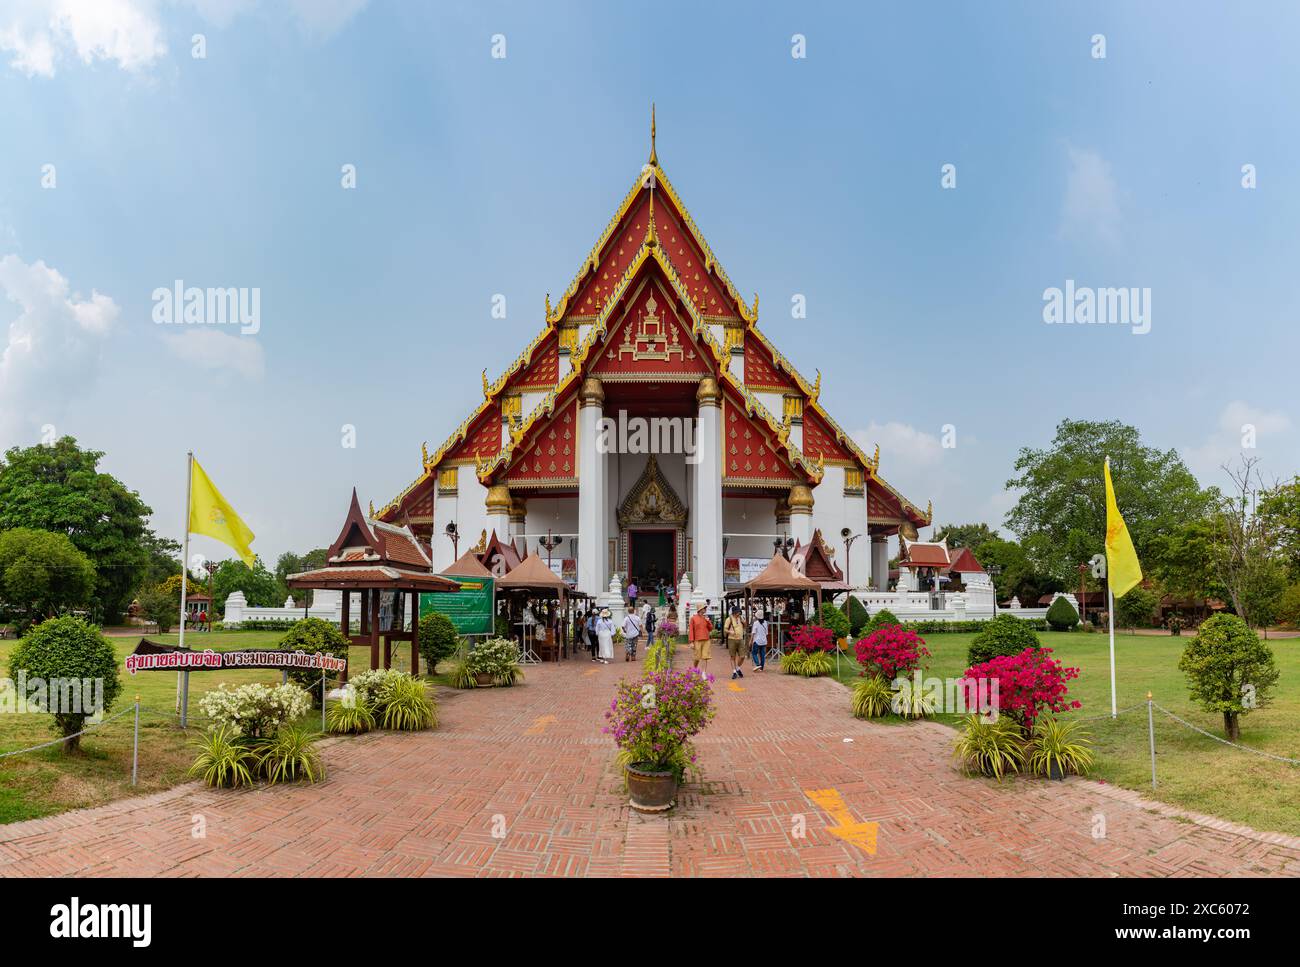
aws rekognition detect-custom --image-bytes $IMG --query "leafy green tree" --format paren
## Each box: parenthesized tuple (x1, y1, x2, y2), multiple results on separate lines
(0, 528, 97, 633)
(279, 617, 350, 706)
(1259, 475, 1300, 579)
(967, 613, 1041, 667)
(274, 548, 328, 604)
(1211, 457, 1287, 628)
(1004, 420, 1211, 584)
(211, 556, 281, 613)
(1275, 583, 1300, 629)
(1150, 517, 1222, 601)
(8, 616, 122, 753)
(819, 602, 850, 639)
(0, 438, 156, 621)
(1178, 613, 1279, 741)
(1114, 586, 1158, 631)
(136, 580, 181, 633)
(845, 595, 869, 637)
(137, 532, 182, 593)
(418, 610, 460, 670)
(931, 523, 999, 550)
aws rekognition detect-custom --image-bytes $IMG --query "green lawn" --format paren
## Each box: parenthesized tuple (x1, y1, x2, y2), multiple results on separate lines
(827, 629, 1300, 837)
(0, 630, 446, 825)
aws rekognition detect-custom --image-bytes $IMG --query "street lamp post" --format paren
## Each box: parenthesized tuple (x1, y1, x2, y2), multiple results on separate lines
(444, 522, 459, 560)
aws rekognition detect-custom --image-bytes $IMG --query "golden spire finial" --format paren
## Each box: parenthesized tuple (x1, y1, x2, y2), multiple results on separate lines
(649, 102, 657, 165)
(368, 500, 375, 518)
(481, 369, 490, 398)
(645, 190, 657, 247)
(421, 441, 429, 466)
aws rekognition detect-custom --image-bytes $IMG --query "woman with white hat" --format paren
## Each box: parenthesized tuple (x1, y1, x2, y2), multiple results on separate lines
(595, 608, 616, 664)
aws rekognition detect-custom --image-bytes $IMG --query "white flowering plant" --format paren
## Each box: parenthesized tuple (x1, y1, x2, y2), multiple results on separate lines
(465, 637, 524, 686)
(197, 682, 312, 739)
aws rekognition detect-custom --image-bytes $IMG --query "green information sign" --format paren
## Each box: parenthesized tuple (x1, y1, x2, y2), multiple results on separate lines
(421, 576, 494, 635)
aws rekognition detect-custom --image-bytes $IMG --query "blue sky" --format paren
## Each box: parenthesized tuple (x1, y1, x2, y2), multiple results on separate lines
(0, 0, 1296, 566)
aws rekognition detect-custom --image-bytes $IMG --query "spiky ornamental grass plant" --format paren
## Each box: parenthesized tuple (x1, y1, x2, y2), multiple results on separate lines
(953, 713, 1026, 780)
(1027, 717, 1095, 777)
(379, 676, 437, 731)
(188, 725, 257, 788)
(326, 693, 376, 734)
(851, 675, 893, 719)
(257, 725, 325, 784)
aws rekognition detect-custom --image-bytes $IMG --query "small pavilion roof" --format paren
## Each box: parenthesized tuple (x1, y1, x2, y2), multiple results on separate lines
(441, 549, 493, 578)
(899, 537, 950, 569)
(739, 553, 821, 593)
(946, 546, 985, 574)
(495, 553, 568, 593)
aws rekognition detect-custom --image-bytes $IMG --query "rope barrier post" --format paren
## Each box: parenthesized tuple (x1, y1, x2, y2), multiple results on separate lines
(180, 670, 190, 729)
(1146, 691, 1156, 790)
(132, 695, 140, 787)
(320, 667, 327, 733)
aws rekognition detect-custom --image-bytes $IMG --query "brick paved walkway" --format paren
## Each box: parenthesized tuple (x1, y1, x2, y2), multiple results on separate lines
(2, 657, 1298, 877)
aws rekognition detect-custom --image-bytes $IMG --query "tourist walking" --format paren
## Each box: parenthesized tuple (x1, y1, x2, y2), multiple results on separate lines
(725, 605, 747, 680)
(749, 610, 769, 672)
(643, 602, 657, 644)
(688, 602, 713, 677)
(595, 608, 615, 664)
(621, 608, 643, 661)
(627, 580, 639, 610)
(586, 609, 599, 659)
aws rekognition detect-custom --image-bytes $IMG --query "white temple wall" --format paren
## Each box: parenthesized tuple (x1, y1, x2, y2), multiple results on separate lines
(520, 496, 579, 561)
(722, 496, 779, 559)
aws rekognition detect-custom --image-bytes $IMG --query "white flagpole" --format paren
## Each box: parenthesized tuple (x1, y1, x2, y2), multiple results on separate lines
(1107, 587, 1117, 718)
(176, 452, 194, 723)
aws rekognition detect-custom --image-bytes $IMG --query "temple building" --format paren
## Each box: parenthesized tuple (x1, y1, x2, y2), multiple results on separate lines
(376, 114, 932, 606)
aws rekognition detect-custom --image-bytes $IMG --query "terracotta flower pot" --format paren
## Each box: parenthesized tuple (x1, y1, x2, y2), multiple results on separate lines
(474, 672, 495, 687)
(626, 763, 678, 812)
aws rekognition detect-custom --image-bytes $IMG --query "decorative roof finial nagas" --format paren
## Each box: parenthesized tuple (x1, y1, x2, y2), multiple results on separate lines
(421, 441, 430, 467)
(481, 369, 490, 399)
(649, 102, 657, 165)
(811, 369, 821, 403)
(368, 499, 375, 518)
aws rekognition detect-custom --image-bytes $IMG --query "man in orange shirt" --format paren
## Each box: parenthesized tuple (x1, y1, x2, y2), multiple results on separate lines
(688, 602, 713, 678)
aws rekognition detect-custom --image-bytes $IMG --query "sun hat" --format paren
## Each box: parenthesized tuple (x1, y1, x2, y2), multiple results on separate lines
(600, 608, 611, 618)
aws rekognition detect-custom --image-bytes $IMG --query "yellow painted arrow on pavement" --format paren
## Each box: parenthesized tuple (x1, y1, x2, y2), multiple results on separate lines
(804, 787, 878, 855)
(525, 714, 558, 735)
(728, 682, 745, 692)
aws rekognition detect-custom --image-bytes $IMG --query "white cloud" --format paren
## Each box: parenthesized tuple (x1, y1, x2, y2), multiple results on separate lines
(284, 0, 368, 37)
(1060, 144, 1121, 248)
(0, 0, 167, 77)
(164, 327, 264, 379)
(851, 420, 944, 474)
(0, 254, 118, 446)
(1185, 400, 1292, 481)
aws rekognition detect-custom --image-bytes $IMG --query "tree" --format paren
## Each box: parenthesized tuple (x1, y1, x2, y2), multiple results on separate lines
(972, 537, 1057, 604)
(0, 528, 97, 633)
(136, 581, 181, 633)
(1276, 583, 1300, 629)
(1178, 613, 1279, 741)
(1149, 517, 1222, 601)
(279, 617, 350, 706)
(0, 438, 156, 621)
(1259, 475, 1300, 579)
(418, 610, 460, 670)
(274, 548, 327, 605)
(1211, 457, 1286, 628)
(137, 532, 182, 593)
(931, 523, 999, 550)
(1114, 586, 1158, 632)
(8, 616, 122, 753)
(211, 556, 281, 613)
(1004, 420, 1212, 584)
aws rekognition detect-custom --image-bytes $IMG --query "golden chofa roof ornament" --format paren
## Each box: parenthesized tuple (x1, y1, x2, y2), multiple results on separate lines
(649, 102, 657, 165)
(481, 369, 490, 399)
(421, 441, 430, 467)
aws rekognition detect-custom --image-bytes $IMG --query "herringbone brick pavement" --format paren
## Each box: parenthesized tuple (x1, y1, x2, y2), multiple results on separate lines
(1, 658, 1297, 877)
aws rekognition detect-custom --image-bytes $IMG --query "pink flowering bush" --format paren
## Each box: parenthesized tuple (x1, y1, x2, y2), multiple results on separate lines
(854, 625, 931, 680)
(604, 668, 716, 781)
(964, 646, 1080, 732)
(788, 624, 835, 653)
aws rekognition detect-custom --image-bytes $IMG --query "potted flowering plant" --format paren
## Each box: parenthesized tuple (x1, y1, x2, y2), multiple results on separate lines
(463, 637, 525, 687)
(604, 668, 716, 811)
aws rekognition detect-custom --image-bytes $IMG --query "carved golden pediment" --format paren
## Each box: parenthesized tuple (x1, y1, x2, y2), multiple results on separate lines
(617, 454, 688, 529)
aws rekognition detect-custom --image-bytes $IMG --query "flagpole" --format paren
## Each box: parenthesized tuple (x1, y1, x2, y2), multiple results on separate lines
(177, 451, 194, 726)
(1107, 587, 1117, 719)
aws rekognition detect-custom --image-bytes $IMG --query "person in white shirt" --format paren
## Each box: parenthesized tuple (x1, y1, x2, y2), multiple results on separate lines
(595, 609, 616, 664)
(621, 609, 643, 661)
(749, 610, 769, 672)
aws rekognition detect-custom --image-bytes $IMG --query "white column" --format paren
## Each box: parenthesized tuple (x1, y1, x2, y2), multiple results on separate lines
(871, 535, 889, 590)
(788, 484, 813, 547)
(577, 377, 606, 596)
(693, 377, 723, 604)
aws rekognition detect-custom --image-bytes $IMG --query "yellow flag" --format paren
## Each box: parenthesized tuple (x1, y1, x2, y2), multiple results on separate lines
(189, 457, 256, 568)
(1103, 457, 1142, 598)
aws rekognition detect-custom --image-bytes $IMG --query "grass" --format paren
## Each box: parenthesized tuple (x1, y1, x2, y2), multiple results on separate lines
(826, 628, 1300, 837)
(0, 630, 448, 825)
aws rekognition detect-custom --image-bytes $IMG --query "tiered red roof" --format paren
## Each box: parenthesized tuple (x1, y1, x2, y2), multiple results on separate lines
(721, 388, 800, 485)
(504, 395, 578, 486)
(588, 280, 710, 381)
(802, 408, 854, 464)
(516, 333, 559, 389)
(743, 339, 799, 393)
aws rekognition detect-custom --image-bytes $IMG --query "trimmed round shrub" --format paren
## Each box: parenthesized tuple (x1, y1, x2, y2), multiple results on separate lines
(1045, 596, 1080, 631)
(819, 602, 850, 640)
(8, 616, 121, 754)
(863, 608, 900, 635)
(845, 595, 869, 637)
(279, 616, 350, 706)
(967, 613, 1041, 667)
(1178, 613, 1279, 741)
(418, 610, 460, 670)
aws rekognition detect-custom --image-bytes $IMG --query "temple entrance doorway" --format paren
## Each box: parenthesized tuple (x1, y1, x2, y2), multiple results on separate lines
(628, 529, 675, 591)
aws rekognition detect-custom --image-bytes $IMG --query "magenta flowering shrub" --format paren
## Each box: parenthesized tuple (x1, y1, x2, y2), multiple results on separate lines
(604, 668, 716, 780)
(789, 624, 835, 653)
(964, 646, 1081, 732)
(657, 620, 679, 640)
(854, 625, 931, 680)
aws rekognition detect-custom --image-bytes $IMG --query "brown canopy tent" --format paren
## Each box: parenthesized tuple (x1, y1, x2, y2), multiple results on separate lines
(441, 549, 493, 578)
(496, 553, 570, 662)
(287, 490, 460, 678)
(725, 552, 823, 656)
